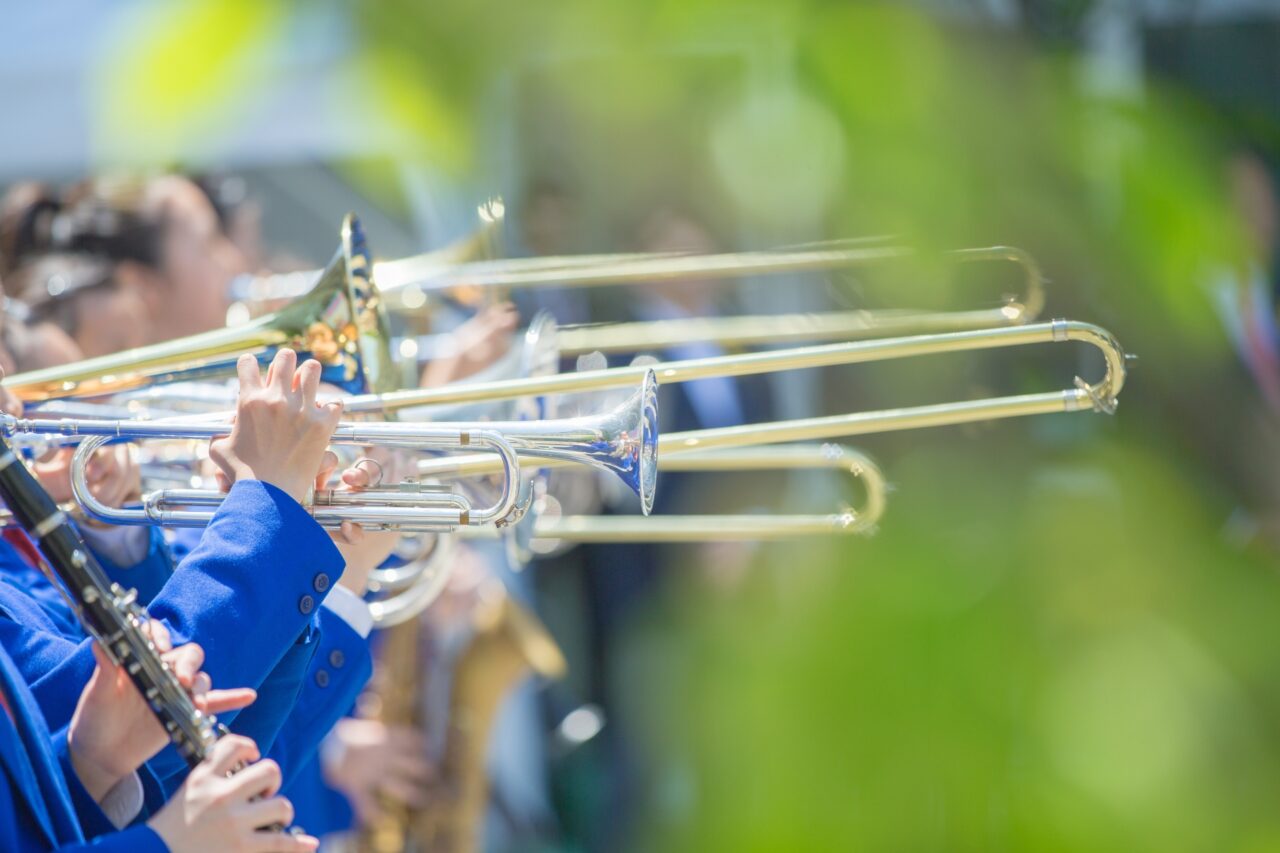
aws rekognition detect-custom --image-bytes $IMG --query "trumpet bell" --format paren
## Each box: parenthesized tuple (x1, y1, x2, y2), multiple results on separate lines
(4, 213, 396, 401)
(482, 368, 660, 516)
(623, 369, 659, 515)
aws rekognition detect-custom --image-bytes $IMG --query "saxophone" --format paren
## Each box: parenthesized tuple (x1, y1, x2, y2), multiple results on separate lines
(361, 573, 567, 853)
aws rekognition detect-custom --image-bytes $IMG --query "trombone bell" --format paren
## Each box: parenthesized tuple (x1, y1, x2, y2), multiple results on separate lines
(3, 213, 396, 401)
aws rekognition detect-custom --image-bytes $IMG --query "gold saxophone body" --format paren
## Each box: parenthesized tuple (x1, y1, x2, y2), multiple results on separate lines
(361, 577, 567, 853)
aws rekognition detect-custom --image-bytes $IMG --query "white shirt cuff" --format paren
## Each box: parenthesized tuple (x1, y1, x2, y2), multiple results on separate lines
(79, 524, 150, 568)
(322, 585, 374, 639)
(98, 771, 145, 829)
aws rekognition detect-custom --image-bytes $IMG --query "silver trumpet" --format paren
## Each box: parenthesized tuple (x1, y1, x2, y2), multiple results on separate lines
(0, 369, 659, 531)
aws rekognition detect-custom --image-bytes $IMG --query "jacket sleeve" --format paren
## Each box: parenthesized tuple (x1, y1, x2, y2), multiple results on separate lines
(0, 479, 344, 741)
(51, 728, 164, 845)
(149, 618, 323, 796)
(285, 750, 356, 838)
(73, 826, 169, 852)
(144, 479, 345, 697)
(268, 606, 373, 788)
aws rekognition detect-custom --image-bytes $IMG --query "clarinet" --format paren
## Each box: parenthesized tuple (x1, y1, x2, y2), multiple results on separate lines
(0, 433, 305, 837)
(0, 434, 221, 765)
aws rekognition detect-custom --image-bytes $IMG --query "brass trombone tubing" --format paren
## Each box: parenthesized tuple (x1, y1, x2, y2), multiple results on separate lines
(409, 320, 1125, 485)
(5, 213, 395, 402)
(378, 244, 1044, 326)
(374, 250, 676, 296)
(388, 305, 1033, 382)
(529, 444, 886, 543)
(239, 252, 681, 304)
(339, 319, 1123, 416)
(553, 306, 1028, 356)
(535, 514, 853, 542)
(381, 242, 912, 295)
(547, 246, 1043, 355)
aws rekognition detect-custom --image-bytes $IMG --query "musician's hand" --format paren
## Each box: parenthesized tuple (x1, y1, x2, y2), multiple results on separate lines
(68, 622, 256, 804)
(420, 302, 519, 387)
(210, 349, 343, 504)
(0, 385, 21, 417)
(316, 449, 407, 595)
(32, 444, 141, 526)
(149, 735, 319, 853)
(321, 718, 432, 825)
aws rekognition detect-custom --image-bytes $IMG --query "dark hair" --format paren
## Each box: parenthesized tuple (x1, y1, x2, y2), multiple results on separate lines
(192, 173, 250, 235)
(0, 179, 167, 279)
(6, 253, 117, 339)
(0, 182, 59, 278)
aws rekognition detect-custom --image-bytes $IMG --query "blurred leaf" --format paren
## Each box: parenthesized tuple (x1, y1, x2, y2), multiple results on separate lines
(95, 0, 285, 164)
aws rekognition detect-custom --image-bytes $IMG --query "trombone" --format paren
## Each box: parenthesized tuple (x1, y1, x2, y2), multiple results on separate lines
(527, 443, 886, 544)
(0, 370, 659, 530)
(362, 443, 882, 627)
(339, 320, 1127, 427)
(374, 240, 1037, 304)
(4, 214, 397, 402)
(403, 318, 1124, 493)
(382, 245, 1043, 366)
(514, 246, 1045, 354)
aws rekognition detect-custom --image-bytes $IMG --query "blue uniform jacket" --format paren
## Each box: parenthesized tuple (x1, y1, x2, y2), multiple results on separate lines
(287, 750, 355, 838)
(151, 606, 371, 800)
(0, 481, 350, 792)
(0, 639, 165, 851)
(104, 519, 374, 795)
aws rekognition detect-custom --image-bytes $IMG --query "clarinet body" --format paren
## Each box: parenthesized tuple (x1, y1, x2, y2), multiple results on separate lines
(0, 434, 218, 764)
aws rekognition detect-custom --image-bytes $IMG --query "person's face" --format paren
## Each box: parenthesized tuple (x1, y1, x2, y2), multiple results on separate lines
(70, 289, 148, 359)
(154, 179, 248, 336)
(22, 322, 84, 370)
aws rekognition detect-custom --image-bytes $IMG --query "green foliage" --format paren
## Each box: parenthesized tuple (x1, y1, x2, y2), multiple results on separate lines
(100, 2, 1278, 848)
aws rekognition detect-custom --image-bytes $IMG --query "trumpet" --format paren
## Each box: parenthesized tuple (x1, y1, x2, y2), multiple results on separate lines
(529, 443, 886, 544)
(0, 370, 659, 530)
(4, 213, 397, 402)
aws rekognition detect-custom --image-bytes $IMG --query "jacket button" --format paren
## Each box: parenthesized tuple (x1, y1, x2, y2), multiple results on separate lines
(298, 595, 315, 615)
(314, 669, 330, 688)
(313, 573, 330, 593)
(329, 649, 345, 668)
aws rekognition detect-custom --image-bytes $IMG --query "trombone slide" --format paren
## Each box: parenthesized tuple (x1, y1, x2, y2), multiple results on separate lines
(529, 443, 886, 543)
(341, 319, 1122, 415)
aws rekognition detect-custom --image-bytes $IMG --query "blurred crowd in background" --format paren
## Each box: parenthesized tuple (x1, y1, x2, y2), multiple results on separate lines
(2, 1, 1279, 850)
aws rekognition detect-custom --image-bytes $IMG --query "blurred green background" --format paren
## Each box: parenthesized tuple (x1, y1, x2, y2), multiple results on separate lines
(8, 1, 1280, 849)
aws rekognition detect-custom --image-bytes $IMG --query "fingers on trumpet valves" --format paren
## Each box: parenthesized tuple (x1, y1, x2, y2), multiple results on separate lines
(350, 457, 385, 489)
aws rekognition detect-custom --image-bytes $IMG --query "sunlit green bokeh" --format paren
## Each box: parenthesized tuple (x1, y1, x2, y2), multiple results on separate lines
(97, 2, 1280, 850)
